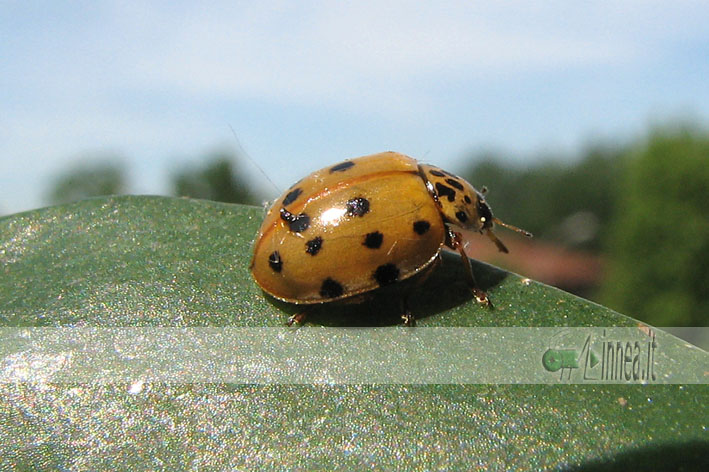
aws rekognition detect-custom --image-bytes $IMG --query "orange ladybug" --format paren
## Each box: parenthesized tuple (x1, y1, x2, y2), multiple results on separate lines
(250, 151, 530, 325)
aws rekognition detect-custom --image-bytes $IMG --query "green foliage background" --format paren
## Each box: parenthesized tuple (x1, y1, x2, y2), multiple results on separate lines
(460, 145, 622, 250)
(601, 129, 709, 326)
(47, 158, 126, 206)
(172, 152, 261, 205)
(462, 128, 709, 327)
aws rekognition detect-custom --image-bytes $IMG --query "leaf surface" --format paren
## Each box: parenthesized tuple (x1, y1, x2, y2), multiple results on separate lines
(1, 196, 706, 470)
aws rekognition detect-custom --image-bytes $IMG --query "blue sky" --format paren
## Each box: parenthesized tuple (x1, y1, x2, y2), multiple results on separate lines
(2, 1, 708, 214)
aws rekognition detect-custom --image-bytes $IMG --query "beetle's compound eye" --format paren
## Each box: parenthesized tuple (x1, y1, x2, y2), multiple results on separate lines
(476, 197, 494, 230)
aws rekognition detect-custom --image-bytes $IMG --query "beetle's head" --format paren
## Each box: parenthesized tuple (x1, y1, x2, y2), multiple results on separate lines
(419, 164, 532, 253)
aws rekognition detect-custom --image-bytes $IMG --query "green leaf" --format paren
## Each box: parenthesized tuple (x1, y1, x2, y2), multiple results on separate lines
(1, 196, 707, 470)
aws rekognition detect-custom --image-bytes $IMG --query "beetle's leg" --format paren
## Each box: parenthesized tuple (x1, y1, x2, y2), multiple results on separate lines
(398, 254, 441, 326)
(287, 311, 307, 326)
(446, 228, 492, 307)
(401, 296, 416, 327)
(401, 314, 416, 327)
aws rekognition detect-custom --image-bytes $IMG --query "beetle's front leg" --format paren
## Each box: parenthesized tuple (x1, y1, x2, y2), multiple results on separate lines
(446, 228, 492, 307)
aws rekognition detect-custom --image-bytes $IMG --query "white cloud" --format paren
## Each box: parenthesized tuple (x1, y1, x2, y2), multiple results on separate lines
(6, 0, 706, 118)
(115, 1, 642, 109)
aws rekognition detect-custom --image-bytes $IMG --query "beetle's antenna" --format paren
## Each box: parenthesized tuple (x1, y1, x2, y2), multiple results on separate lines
(229, 124, 282, 196)
(492, 217, 533, 238)
(486, 230, 509, 253)
(486, 217, 532, 253)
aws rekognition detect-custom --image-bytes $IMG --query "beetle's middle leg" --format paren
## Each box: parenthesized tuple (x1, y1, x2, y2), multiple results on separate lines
(398, 254, 442, 326)
(287, 310, 307, 326)
(446, 229, 492, 307)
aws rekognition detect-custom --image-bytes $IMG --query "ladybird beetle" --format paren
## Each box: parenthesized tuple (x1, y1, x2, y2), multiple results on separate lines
(250, 151, 531, 325)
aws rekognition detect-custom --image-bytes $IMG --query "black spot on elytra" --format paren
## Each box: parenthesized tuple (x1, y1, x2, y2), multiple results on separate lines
(445, 178, 464, 191)
(346, 197, 370, 217)
(429, 169, 445, 177)
(374, 263, 400, 287)
(268, 251, 282, 272)
(435, 183, 456, 202)
(413, 220, 431, 235)
(320, 277, 344, 298)
(305, 236, 323, 255)
(280, 208, 310, 233)
(464, 195, 472, 204)
(330, 161, 355, 173)
(363, 231, 383, 249)
(456, 211, 468, 223)
(282, 187, 303, 206)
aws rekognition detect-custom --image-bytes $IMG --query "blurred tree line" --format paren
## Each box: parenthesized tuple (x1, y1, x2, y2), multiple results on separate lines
(460, 127, 708, 327)
(172, 151, 261, 205)
(47, 150, 262, 207)
(48, 157, 128, 206)
(460, 144, 622, 251)
(601, 129, 708, 326)
(44, 127, 708, 326)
